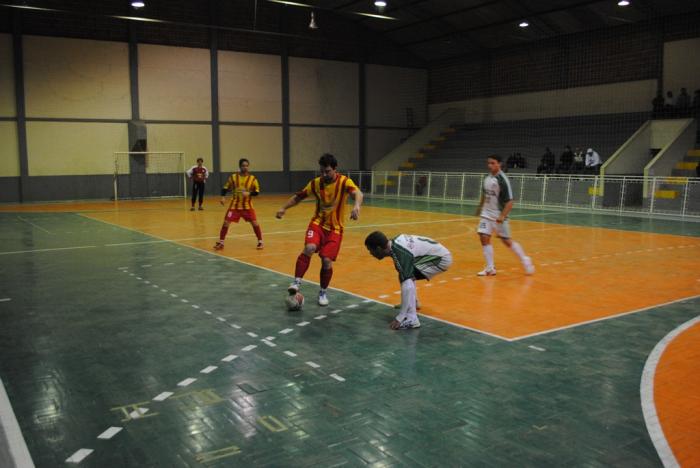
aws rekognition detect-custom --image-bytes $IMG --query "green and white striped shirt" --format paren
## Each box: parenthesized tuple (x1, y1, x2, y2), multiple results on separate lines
(390, 234, 450, 283)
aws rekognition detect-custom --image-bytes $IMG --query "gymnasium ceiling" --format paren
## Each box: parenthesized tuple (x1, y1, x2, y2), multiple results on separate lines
(2, 0, 700, 63)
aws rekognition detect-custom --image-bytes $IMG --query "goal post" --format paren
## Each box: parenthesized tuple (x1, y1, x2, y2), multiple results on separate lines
(113, 151, 186, 201)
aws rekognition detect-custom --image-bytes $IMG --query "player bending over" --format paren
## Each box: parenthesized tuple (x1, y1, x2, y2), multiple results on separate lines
(276, 153, 363, 307)
(475, 154, 534, 276)
(365, 231, 452, 330)
(214, 158, 263, 250)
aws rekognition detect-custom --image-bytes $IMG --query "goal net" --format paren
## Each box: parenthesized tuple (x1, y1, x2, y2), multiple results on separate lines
(113, 151, 186, 201)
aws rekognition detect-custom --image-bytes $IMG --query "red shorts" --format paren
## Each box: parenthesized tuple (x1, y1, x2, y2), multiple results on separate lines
(225, 208, 257, 223)
(305, 223, 343, 261)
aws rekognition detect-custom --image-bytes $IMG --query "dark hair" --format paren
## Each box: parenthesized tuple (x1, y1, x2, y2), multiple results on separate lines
(365, 231, 389, 250)
(487, 154, 502, 163)
(239, 158, 249, 167)
(196, 157, 203, 163)
(318, 153, 338, 169)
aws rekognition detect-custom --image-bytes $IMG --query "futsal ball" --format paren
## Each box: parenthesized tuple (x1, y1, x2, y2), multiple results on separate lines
(285, 292, 304, 311)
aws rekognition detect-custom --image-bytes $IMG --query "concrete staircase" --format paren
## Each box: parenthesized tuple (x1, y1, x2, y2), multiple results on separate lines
(654, 148, 700, 200)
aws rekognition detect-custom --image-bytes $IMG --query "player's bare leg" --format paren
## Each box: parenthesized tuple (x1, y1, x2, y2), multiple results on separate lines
(500, 237, 534, 275)
(214, 220, 230, 250)
(289, 244, 316, 294)
(477, 233, 496, 276)
(318, 257, 333, 306)
(251, 220, 263, 249)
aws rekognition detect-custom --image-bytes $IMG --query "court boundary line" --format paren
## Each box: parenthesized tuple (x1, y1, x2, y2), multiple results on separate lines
(79, 213, 514, 341)
(640, 315, 700, 468)
(0, 378, 35, 468)
(512, 295, 700, 341)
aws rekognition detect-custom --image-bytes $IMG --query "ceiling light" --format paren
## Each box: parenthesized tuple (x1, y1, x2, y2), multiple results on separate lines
(374, 1, 387, 7)
(131, 1, 145, 8)
(309, 11, 318, 29)
(617, 0, 630, 5)
(519, 21, 529, 28)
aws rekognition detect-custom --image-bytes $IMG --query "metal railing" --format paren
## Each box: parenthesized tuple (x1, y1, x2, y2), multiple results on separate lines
(346, 170, 700, 219)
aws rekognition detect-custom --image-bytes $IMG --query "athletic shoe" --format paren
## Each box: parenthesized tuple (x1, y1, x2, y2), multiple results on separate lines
(477, 267, 497, 276)
(256, 241, 264, 250)
(318, 291, 329, 306)
(523, 256, 535, 275)
(213, 241, 224, 250)
(198, 206, 204, 211)
(190, 207, 195, 211)
(393, 300, 422, 310)
(396, 318, 421, 329)
(287, 282, 300, 295)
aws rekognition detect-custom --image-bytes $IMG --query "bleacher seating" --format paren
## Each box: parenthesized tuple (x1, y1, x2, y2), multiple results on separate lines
(406, 112, 649, 173)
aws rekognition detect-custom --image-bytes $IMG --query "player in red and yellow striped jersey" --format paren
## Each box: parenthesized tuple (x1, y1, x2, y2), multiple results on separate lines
(276, 153, 363, 306)
(214, 158, 263, 250)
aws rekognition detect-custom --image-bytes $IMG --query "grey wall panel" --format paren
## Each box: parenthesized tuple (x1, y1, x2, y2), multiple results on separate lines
(0, 177, 20, 202)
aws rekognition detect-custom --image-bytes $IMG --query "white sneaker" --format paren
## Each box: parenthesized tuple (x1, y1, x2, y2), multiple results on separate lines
(523, 257, 535, 275)
(318, 291, 329, 306)
(396, 318, 421, 329)
(477, 267, 497, 276)
(287, 282, 300, 295)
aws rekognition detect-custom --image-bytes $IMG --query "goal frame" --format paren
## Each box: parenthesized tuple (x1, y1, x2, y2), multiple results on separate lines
(113, 151, 187, 202)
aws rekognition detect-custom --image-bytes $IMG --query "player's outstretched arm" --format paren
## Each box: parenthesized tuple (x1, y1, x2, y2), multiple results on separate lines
(350, 189, 363, 220)
(276, 194, 301, 219)
(498, 200, 514, 223)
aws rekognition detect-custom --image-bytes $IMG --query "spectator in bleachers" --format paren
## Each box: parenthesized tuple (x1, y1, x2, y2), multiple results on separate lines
(664, 91, 675, 117)
(584, 148, 602, 174)
(537, 147, 556, 174)
(558, 146, 574, 173)
(676, 88, 691, 111)
(652, 90, 665, 117)
(515, 153, 527, 168)
(572, 147, 585, 173)
(506, 153, 517, 170)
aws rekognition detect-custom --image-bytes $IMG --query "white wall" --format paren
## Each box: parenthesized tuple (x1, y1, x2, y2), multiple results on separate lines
(139, 44, 211, 121)
(219, 125, 283, 172)
(290, 127, 358, 171)
(663, 38, 700, 97)
(430, 80, 657, 123)
(290, 58, 358, 125)
(366, 65, 427, 128)
(218, 51, 281, 123)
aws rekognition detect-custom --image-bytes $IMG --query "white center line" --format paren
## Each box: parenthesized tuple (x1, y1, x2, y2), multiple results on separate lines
(221, 354, 238, 362)
(152, 391, 174, 401)
(177, 378, 197, 387)
(200, 366, 218, 374)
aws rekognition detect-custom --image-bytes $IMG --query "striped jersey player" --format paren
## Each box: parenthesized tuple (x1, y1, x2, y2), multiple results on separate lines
(475, 154, 534, 276)
(276, 153, 363, 307)
(365, 231, 452, 329)
(214, 158, 263, 250)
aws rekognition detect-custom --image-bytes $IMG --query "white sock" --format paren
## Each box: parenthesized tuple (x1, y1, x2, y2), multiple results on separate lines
(294, 277, 302, 285)
(510, 241, 527, 264)
(482, 244, 495, 269)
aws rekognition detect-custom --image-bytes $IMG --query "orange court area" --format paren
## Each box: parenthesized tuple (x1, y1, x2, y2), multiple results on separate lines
(653, 320, 700, 467)
(5, 196, 700, 340)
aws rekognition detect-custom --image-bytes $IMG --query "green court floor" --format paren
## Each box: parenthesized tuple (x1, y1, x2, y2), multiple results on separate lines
(1, 201, 699, 467)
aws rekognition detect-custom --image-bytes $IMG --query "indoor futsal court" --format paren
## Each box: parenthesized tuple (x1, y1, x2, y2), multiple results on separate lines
(2, 0, 700, 467)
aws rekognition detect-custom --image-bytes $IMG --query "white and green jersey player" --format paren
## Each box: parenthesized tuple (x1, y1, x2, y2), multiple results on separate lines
(475, 155, 534, 277)
(365, 231, 452, 330)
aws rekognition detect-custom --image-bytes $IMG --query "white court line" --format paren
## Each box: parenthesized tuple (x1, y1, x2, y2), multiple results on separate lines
(246, 332, 258, 338)
(528, 345, 546, 352)
(0, 298, 11, 303)
(17, 216, 51, 234)
(297, 322, 310, 327)
(284, 351, 297, 357)
(329, 374, 346, 382)
(346, 304, 359, 309)
(97, 427, 123, 440)
(152, 391, 173, 402)
(513, 294, 700, 342)
(217, 317, 226, 322)
(221, 355, 238, 362)
(177, 378, 197, 387)
(314, 315, 327, 320)
(241, 345, 257, 351)
(0, 377, 35, 467)
(641, 316, 700, 468)
(66, 448, 93, 464)
(261, 340, 276, 347)
(0, 245, 96, 256)
(279, 328, 294, 334)
(305, 361, 320, 368)
(200, 366, 218, 374)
